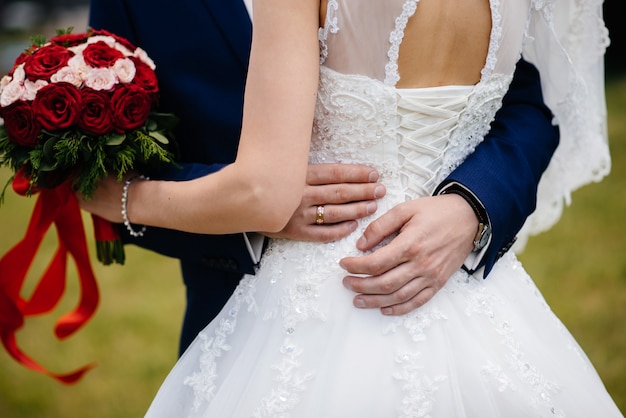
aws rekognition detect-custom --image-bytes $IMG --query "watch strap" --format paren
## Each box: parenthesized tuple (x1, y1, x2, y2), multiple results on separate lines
(438, 182, 491, 251)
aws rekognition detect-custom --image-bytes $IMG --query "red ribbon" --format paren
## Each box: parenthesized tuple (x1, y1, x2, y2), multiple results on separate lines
(0, 170, 100, 384)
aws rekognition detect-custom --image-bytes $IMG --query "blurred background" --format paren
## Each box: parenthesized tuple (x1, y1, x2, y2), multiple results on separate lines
(0, 0, 624, 416)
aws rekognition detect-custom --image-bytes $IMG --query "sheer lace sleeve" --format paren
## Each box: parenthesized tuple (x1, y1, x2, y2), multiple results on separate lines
(514, 0, 610, 250)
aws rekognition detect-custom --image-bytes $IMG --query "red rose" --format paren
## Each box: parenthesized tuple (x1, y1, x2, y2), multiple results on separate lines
(32, 82, 81, 131)
(89, 29, 137, 52)
(130, 57, 159, 94)
(111, 84, 152, 132)
(0, 101, 41, 147)
(77, 89, 114, 135)
(11, 45, 37, 74)
(49, 33, 90, 47)
(23, 44, 73, 81)
(82, 41, 124, 68)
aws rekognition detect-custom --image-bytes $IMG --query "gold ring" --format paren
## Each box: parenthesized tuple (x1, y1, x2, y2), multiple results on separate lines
(315, 205, 325, 225)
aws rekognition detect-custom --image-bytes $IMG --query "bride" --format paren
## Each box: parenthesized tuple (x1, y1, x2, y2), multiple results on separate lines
(83, 0, 622, 416)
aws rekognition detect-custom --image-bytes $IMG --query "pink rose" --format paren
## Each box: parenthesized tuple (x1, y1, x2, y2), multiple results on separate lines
(84, 67, 117, 91)
(133, 47, 155, 70)
(50, 66, 82, 88)
(112, 58, 136, 83)
(0, 80, 25, 107)
(22, 79, 49, 101)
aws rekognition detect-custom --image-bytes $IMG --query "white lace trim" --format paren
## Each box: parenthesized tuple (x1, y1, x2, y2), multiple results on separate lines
(386, 307, 448, 417)
(318, 0, 339, 65)
(394, 351, 448, 418)
(252, 339, 315, 417)
(482, 0, 502, 77)
(436, 73, 512, 184)
(384, 0, 420, 86)
(183, 276, 258, 412)
(451, 259, 567, 417)
(514, 0, 610, 249)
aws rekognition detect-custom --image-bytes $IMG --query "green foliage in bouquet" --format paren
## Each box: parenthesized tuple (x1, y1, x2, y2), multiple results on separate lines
(0, 111, 178, 201)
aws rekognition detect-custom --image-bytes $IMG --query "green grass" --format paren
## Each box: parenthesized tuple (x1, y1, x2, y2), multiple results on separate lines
(0, 185, 184, 417)
(0, 76, 625, 417)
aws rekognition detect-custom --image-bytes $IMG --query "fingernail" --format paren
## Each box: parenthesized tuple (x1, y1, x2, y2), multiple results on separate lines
(381, 307, 393, 315)
(357, 236, 367, 247)
(374, 185, 385, 198)
(349, 221, 358, 232)
(369, 171, 379, 182)
(366, 202, 377, 214)
(355, 298, 366, 308)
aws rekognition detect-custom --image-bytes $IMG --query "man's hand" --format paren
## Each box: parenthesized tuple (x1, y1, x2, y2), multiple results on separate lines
(263, 164, 386, 242)
(340, 194, 477, 315)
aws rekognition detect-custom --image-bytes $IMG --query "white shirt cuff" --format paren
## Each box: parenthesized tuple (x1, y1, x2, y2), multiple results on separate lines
(436, 181, 491, 272)
(243, 232, 265, 265)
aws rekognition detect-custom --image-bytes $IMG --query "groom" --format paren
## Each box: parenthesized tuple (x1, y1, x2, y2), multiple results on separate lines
(89, 0, 558, 353)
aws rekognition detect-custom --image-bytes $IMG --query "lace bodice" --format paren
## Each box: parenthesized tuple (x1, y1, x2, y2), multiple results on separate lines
(311, 67, 480, 207)
(316, 0, 610, 247)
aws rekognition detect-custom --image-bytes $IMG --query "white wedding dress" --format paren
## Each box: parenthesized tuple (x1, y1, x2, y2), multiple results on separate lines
(145, 0, 622, 417)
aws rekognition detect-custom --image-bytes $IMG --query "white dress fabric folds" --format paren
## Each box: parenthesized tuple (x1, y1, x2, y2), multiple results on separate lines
(145, 0, 621, 416)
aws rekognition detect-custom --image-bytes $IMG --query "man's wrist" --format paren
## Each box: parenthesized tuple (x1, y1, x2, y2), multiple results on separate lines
(438, 182, 491, 252)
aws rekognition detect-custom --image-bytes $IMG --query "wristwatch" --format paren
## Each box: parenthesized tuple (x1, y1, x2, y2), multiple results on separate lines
(439, 183, 492, 252)
(473, 219, 492, 252)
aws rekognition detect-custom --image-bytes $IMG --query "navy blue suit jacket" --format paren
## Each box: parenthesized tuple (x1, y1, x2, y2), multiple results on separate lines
(89, 0, 558, 353)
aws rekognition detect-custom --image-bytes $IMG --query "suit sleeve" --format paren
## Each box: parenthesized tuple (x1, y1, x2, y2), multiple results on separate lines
(435, 58, 560, 277)
(88, 0, 258, 275)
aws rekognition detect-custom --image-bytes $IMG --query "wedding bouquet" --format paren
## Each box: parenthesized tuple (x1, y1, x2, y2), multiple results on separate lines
(0, 28, 177, 383)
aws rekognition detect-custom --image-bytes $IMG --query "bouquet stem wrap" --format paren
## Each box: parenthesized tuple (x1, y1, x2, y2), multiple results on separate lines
(0, 170, 99, 384)
(92, 213, 125, 265)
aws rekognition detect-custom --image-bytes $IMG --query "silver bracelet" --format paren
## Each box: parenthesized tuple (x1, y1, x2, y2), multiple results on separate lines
(121, 175, 149, 237)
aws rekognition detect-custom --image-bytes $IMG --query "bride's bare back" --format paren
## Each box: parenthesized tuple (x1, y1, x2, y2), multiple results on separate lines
(320, 0, 491, 88)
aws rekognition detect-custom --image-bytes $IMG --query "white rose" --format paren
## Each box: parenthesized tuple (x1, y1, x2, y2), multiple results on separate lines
(84, 67, 118, 91)
(113, 42, 134, 58)
(1, 80, 25, 107)
(22, 79, 48, 101)
(67, 55, 91, 81)
(11, 64, 26, 84)
(50, 66, 82, 87)
(112, 58, 136, 83)
(0, 75, 11, 96)
(134, 47, 156, 70)
(69, 43, 88, 56)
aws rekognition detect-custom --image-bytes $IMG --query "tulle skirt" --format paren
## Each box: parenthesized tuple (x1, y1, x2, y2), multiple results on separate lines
(144, 237, 622, 418)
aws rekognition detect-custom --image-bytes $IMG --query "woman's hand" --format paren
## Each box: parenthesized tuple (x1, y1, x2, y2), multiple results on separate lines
(77, 173, 131, 223)
(262, 163, 386, 242)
